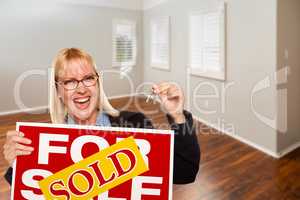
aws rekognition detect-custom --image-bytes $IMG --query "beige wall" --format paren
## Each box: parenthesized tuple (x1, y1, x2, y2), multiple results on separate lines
(0, 0, 143, 113)
(277, 0, 300, 152)
(143, 0, 278, 154)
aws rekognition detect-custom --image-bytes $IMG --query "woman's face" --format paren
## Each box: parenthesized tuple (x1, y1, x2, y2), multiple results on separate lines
(57, 59, 99, 121)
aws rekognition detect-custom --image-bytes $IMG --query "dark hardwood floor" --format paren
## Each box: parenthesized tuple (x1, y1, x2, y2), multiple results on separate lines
(0, 96, 299, 200)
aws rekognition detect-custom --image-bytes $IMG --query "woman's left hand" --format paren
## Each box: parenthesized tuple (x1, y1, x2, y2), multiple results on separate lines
(152, 82, 186, 123)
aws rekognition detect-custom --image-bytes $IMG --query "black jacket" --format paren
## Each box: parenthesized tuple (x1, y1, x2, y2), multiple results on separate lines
(5, 110, 200, 185)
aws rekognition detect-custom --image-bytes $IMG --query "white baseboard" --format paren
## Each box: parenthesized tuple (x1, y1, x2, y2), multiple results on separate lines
(193, 115, 281, 158)
(2, 98, 299, 158)
(0, 106, 49, 116)
(108, 93, 143, 99)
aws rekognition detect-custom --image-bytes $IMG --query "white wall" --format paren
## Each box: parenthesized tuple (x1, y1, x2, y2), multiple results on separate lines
(277, 0, 300, 152)
(1, 0, 298, 156)
(0, 0, 143, 114)
(143, 0, 168, 10)
(143, 0, 278, 154)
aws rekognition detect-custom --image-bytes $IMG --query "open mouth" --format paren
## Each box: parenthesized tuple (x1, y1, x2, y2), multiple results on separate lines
(73, 96, 91, 110)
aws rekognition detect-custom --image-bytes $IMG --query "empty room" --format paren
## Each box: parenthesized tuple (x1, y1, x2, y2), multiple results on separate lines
(0, 0, 299, 199)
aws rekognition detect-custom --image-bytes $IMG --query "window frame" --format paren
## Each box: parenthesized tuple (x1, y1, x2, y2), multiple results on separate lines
(112, 19, 137, 68)
(150, 16, 171, 71)
(188, 4, 226, 81)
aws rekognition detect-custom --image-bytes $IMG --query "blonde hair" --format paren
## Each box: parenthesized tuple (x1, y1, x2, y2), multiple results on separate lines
(49, 48, 119, 124)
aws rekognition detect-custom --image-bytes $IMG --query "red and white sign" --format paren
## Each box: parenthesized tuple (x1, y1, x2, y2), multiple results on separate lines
(11, 122, 174, 200)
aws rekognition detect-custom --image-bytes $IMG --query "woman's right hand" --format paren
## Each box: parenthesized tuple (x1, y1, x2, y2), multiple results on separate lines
(3, 131, 34, 166)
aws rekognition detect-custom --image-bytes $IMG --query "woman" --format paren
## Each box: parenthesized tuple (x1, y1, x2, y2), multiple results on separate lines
(3, 48, 200, 185)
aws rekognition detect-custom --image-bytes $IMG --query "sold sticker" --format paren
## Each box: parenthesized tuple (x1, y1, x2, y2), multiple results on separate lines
(39, 137, 149, 199)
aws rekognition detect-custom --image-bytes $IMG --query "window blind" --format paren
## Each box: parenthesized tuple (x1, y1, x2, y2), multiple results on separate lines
(189, 5, 225, 80)
(112, 20, 137, 67)
(150, 16, 170, 69)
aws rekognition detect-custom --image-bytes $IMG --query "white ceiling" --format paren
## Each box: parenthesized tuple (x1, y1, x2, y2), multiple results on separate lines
(62, 0, 167, 10)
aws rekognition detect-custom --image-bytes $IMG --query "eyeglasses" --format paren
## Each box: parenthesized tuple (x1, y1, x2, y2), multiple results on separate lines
(56, 74, 99, 90)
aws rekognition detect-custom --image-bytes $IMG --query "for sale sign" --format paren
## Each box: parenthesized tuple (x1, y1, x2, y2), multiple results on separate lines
(11, 122, 174, 200)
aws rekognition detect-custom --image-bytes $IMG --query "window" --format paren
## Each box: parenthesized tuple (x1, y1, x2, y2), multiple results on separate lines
(150, 16, 170, 70)
(189, 4, 226, 80)
(112, 20, 137, 67)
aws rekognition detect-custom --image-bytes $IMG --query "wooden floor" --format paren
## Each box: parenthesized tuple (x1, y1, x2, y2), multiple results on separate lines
(0, 96, 299, 200)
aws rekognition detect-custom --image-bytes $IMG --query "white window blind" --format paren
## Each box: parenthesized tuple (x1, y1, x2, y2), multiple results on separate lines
(112, 20, 137, 67)
(189, 5, 226, 80)
(150, 16, 170, 70)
